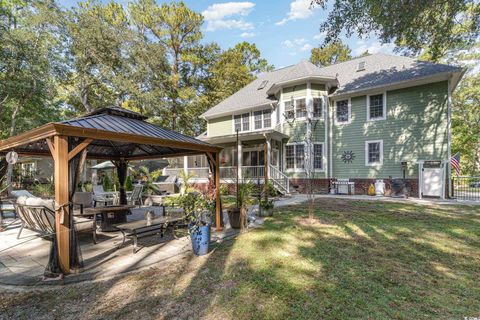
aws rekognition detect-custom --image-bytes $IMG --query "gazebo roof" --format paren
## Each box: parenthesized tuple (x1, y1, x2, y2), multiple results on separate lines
(0, 107, 221, 160)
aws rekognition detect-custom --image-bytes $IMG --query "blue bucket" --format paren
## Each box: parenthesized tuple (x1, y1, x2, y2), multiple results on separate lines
(190, 225, 211, 256)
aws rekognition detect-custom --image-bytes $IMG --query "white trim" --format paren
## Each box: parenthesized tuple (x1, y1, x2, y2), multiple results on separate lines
(294, 97, 307, 120)
(365, 140, 384, 166)
(367, 92, 387, 121)
(251, 108, 273, 132)
(334, 98, 351, 125)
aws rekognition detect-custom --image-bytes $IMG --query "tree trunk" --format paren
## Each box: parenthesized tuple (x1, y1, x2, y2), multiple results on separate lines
(6, 103, 21, 195)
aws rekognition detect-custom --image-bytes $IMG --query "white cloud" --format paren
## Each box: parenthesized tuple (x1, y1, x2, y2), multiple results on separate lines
(276, 0, 315, 26)
(313, 31, 327, 41)
(202, 2, 256, 31)
(282, 38, 307, 48)
(240, 32, 255, 38)
(300, 43, 313, 52)
(352, 40, 395, 56)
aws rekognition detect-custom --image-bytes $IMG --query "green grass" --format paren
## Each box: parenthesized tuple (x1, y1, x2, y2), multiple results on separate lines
(1, 199, 479, 319)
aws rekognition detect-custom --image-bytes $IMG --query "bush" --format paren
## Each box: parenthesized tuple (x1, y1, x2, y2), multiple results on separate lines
(32, 183, 54, 198)
(125, 175, 134, 191)
(219, 184, 229, 195)
(103, 175, 112, 192)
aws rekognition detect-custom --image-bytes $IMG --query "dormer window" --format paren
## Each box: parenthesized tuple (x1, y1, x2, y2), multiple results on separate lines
(357, 61, 366, 71)
(258, 80, 268, 90)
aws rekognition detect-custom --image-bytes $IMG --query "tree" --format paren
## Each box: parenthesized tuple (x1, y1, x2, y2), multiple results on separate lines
(311, 0, 480, 61)
(310, 40, 352, 67)
(0, 0, 65, 193)
(129, 0, 203, 132)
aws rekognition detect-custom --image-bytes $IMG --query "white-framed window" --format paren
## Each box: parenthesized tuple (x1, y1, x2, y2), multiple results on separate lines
(284, 100, 294, 120)
(313, 97, 323, 118)
(285, 143, 304, 171)
(335, 99, 351, 124)
(253, 109, 272, 130)
(365, 140, 383, 166)
(313, 143, 324, 170)
(367, 93, 386, 121)
(295, 98, 307, 118)
(233, 113, 250, 132)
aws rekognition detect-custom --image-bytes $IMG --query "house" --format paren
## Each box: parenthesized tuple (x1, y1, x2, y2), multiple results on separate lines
(167, 53, 465, 197)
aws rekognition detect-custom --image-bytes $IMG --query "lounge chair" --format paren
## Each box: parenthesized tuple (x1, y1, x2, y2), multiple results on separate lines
(127, 184, 144, 206)
(93, 185, 118, 207)
(15, 196, 96, 243)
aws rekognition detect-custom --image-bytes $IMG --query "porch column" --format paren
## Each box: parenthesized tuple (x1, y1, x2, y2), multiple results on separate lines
(53, 135, 70, 273)
(264, 137, 270, 200)
(215, 151, 222, 231)
(237, 142, 242, 181)
(183, 156, 188, 175)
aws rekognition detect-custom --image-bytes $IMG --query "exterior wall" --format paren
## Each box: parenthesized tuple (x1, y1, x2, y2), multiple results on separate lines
(207, 115, 232, 137)
(282, 84, 307, 100)
(331, 81, 448, 179)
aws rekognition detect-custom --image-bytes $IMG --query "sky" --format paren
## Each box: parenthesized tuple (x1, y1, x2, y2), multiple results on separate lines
(59, 0, 396, 68)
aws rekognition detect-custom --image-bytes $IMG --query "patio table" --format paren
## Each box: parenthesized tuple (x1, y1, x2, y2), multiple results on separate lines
(80, 205, 135, 232)
(115, 211, 185, 253)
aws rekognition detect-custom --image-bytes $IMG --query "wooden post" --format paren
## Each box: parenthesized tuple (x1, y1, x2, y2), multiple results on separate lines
(54, 135, 70, 273)
(215, 151, 222, 231)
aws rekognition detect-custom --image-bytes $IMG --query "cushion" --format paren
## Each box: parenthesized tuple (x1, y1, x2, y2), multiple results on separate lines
(73, 192, 93, 209)
(16, 196, 29, 205)
(25, 197, 55, 211)
(11, 190, 35, 198)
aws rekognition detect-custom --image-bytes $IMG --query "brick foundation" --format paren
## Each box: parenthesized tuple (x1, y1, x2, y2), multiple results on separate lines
(290, 178, 419, 197)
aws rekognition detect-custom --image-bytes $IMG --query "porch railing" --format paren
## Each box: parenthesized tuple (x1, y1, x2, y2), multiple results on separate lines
(242, 166, 264, 180)
(269, 165, 290, 194)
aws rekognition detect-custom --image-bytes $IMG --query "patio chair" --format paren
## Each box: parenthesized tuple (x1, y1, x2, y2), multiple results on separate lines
(127, 184, 143, 206)
(15, 196, 97, 243)
(93, 185, 118, 207)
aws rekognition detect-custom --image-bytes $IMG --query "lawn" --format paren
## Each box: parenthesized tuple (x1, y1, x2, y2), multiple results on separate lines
(1, 199, 479, 319)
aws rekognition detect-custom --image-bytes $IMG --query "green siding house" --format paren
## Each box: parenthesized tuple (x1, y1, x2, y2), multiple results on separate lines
(169, 54, 465, 197)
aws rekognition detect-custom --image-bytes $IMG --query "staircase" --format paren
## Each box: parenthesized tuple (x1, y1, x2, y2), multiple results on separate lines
(269, 165, 290, 195)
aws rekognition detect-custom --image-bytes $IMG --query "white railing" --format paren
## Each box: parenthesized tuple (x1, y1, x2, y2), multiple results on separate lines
(220, 166, 237, 179)
(242, 166, 264, 180)
(269, 165, 290, 194)
(188, 167, 210, 179)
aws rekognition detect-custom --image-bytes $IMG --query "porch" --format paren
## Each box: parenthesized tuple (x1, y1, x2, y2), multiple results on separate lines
(164, 130, 291, 194)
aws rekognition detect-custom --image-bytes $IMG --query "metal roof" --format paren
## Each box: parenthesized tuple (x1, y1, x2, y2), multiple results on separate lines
(0, 108, 221, 160)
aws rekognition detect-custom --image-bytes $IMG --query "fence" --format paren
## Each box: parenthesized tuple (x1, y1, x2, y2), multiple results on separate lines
(452, 176, 480, 201)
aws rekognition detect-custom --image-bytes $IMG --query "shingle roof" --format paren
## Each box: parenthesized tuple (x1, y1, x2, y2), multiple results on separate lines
(202, 53, 464, 118)
(319, 53, 463, 95)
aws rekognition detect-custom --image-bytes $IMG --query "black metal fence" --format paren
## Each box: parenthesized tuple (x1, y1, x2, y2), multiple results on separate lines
(452, 176, 480, 201)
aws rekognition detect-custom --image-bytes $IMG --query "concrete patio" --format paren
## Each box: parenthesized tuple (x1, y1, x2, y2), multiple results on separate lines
(0, 206, 260, 287)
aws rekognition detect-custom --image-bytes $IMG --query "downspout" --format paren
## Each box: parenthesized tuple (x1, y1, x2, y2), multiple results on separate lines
(447, 75, 453, 198)
(324, 90, 328, 179)
(329, 98, 333, 179)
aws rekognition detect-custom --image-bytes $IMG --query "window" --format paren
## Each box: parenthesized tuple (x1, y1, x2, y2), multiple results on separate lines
(285, 101, 294, 120)
(296, 98, 307, 118)
(234, 113, 250, 132)
(295, 144, 305, 169)
(336, 99, 350, 123)
(313, 144, 323, 170)
(285, 144, 305, 171)
(357, 61, 366, 71)
(368, 93, 386, 120)
(313, 97, 323, 118)
(285, 145, 295, 169)
(258, 80, 268, 90)
(253, 109, 272, 130)
(254, 111, 263, 130)
(263, 109, 271, 128)
(365, 140, 383, 165)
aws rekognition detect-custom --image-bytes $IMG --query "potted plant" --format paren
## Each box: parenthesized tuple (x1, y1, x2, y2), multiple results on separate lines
(228, 182, 254, 229)
(180, 191, 213, 256)
(259, 198, 274, 217)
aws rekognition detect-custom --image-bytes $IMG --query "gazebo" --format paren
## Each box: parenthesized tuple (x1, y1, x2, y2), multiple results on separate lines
(0, 107, 223, 274)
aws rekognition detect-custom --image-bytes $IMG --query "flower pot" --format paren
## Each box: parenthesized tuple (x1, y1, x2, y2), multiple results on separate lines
(190, 224, 211, 256)
(228, 208, 242, 229)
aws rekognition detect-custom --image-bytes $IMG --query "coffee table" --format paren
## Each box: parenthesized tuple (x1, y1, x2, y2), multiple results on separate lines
(82, 205, 135, 232)
(115, 212, 186, 253)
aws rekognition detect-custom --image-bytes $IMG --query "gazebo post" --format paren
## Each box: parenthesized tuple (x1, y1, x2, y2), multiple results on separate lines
(215, 151, 222, 231)
(53, 135, 70, 273)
